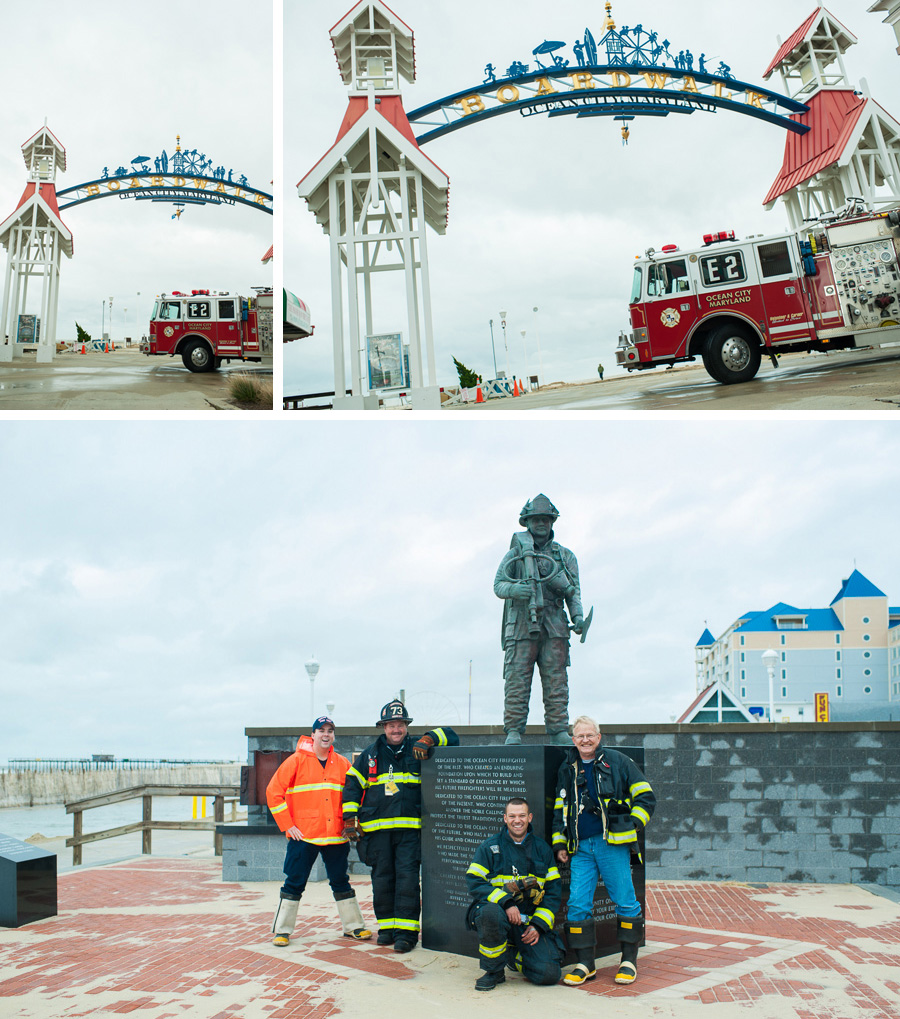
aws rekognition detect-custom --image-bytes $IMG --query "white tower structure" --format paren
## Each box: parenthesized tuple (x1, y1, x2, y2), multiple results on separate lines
(762, 7, 900, 228)
(0, 125, 73, 363)
(868, 1, 900, 55)
(298, 0, 450, 410)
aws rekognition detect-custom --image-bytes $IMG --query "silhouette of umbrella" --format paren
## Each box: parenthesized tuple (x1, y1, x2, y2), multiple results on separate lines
(532, 40, 566, 55)
(131, 155, 151, 167)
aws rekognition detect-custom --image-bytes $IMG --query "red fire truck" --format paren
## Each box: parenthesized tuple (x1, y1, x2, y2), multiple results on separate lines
(616, 205, 900, 384)
(144, 289, 273, 372)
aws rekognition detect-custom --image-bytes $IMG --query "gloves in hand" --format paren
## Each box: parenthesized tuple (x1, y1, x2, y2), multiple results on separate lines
(503, 876, 544, 905)
(413, 734, 435, 760)
(342, 817, 361, 842)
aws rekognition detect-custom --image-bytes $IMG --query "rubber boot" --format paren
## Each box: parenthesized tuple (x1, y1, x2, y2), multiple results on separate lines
(550, 730, 571, 746)
(615, 915, 643, 984)
(563, 918, 596, 986)
(335, 890, 372, 940)
(475, 970, 506, 991)
(504, 729, 523, 745)
(272, 893, 300, 946)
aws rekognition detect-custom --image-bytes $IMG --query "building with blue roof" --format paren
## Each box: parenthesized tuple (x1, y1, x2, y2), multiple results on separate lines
(683, 570, 900, 723)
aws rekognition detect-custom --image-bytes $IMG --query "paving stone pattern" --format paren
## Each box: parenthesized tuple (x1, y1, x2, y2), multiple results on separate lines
(1, 859, 899, 1018)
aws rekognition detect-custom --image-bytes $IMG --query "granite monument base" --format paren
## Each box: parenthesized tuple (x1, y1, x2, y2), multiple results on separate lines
(0, 833, 57, 928)
(420, 745, 645, 962)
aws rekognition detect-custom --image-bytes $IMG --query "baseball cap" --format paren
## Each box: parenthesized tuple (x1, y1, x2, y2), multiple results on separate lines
(312, 715, 335, 732)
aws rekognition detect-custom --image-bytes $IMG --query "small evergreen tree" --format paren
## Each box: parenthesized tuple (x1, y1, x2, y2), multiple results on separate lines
(453, 356, 479, 389)
(75, 322, 92, 344)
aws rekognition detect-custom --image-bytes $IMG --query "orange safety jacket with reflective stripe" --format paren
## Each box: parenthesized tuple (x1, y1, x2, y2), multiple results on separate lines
(266, 736, 351, 846)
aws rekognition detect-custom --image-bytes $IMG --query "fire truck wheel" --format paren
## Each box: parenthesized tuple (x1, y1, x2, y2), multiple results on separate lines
(181, 339, 216, 373)
(702, 325, 761, 385)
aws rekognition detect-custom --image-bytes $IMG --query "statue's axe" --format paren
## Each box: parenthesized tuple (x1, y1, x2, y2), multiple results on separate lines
(571, 606, 594, 643)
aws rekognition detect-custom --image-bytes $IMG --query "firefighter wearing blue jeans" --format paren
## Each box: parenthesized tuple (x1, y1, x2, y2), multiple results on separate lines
(553, 715, 655, 986)
(465, 797, 563, 992)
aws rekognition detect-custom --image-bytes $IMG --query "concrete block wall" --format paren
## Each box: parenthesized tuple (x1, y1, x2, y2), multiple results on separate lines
(236, 723, 900, 887)
(599, 724, 900, 887)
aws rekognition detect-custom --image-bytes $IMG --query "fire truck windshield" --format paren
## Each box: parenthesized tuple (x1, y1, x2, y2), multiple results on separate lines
(648, 260, 690, 297)
(630, 267, 642, 304)
(159, 301, 181, 321)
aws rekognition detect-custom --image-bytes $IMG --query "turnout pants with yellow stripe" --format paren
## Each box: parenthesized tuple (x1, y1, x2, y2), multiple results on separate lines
(363, 829, 421, 942)
(470, 902, 561, 986)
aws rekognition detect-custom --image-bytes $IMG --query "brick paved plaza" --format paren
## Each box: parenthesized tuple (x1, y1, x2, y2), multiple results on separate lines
(1, 857, 899, 1018)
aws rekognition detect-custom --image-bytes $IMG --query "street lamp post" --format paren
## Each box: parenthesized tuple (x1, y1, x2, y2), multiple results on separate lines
(499, 310, 509, 381)
(109, 297, 113, 344)
(532, 306, 546, 388)
(761, 649, 778, 722)
(305, 655, 321, 721)
(520, 329, 530, 389)
(488, 320, 498, 379)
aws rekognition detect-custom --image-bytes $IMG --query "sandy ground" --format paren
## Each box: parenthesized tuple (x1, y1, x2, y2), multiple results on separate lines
(0, 347, 272, 410)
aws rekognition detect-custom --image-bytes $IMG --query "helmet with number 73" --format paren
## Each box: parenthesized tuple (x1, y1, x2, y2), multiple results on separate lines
(377, 700, 413, 726)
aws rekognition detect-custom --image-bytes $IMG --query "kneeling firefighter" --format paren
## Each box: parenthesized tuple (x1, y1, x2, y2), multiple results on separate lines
(266, 716, 371, 946)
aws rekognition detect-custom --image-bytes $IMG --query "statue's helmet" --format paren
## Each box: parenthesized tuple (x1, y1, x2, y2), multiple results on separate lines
(519, 493, 560, 527)
(377, 700, 413, 726)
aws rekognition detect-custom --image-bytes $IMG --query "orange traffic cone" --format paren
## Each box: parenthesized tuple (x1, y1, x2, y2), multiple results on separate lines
(111, 341, 115, 351)
(81, 344, 86, 355)
(513, 378, 520, 396)
(104, 342, 108, 353)
(476, 385, 484, 403)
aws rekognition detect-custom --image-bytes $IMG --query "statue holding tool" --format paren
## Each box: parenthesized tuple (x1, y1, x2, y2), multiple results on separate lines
(493, 494, 593, 746)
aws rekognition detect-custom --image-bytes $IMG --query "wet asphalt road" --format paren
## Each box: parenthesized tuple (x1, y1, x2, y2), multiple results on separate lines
(0, 348, 272, 410)
(447, 348, 900, 412)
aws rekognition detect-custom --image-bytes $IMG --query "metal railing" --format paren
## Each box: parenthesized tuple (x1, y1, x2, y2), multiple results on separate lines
(65, 784, 240, 865)
(283, 389, 351, 410)
(7, 758, 237, 773)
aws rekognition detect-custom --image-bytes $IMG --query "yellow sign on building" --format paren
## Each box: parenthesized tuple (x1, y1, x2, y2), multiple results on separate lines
(815, 692, 830, 722)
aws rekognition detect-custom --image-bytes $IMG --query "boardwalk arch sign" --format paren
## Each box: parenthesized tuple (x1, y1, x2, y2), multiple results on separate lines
(407, 7, 809, 143)
(57, 135, 273, 215)
(299, 0, 809, 409)
(0, 125, 272, 366)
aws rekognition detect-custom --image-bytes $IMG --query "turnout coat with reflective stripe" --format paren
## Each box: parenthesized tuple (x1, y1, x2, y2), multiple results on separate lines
(266, 736, 351, 845)
(341, 728, 458, 833)
(466, 827, 562, 933)
(553, 746, 655, 855)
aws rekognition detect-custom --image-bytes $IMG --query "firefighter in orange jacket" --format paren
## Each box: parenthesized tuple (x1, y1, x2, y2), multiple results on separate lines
(267, 716, 372, 946)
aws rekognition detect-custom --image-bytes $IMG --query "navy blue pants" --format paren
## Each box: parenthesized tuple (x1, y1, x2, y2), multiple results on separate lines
(280, 839, 352, 900)
(471, 901, 561, 986)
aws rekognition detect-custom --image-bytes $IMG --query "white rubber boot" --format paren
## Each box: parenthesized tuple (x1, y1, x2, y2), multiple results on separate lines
(272, 895, 300, 946)
(336, 891, 372, 940)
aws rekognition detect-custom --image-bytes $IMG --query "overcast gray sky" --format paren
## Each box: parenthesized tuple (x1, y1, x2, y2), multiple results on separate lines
(0, 0, 273, 346)
(285, 0, 900, 395)
(2, 419, 897, 762)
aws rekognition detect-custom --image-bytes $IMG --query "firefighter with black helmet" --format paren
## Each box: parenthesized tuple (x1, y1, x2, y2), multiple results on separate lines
(494, 494, 587, 746)
(341, 700, 459, 952)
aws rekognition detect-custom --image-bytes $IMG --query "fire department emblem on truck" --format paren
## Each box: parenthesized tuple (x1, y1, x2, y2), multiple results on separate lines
(164, 326, 175, 337)
(661, 307, 680, 327)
